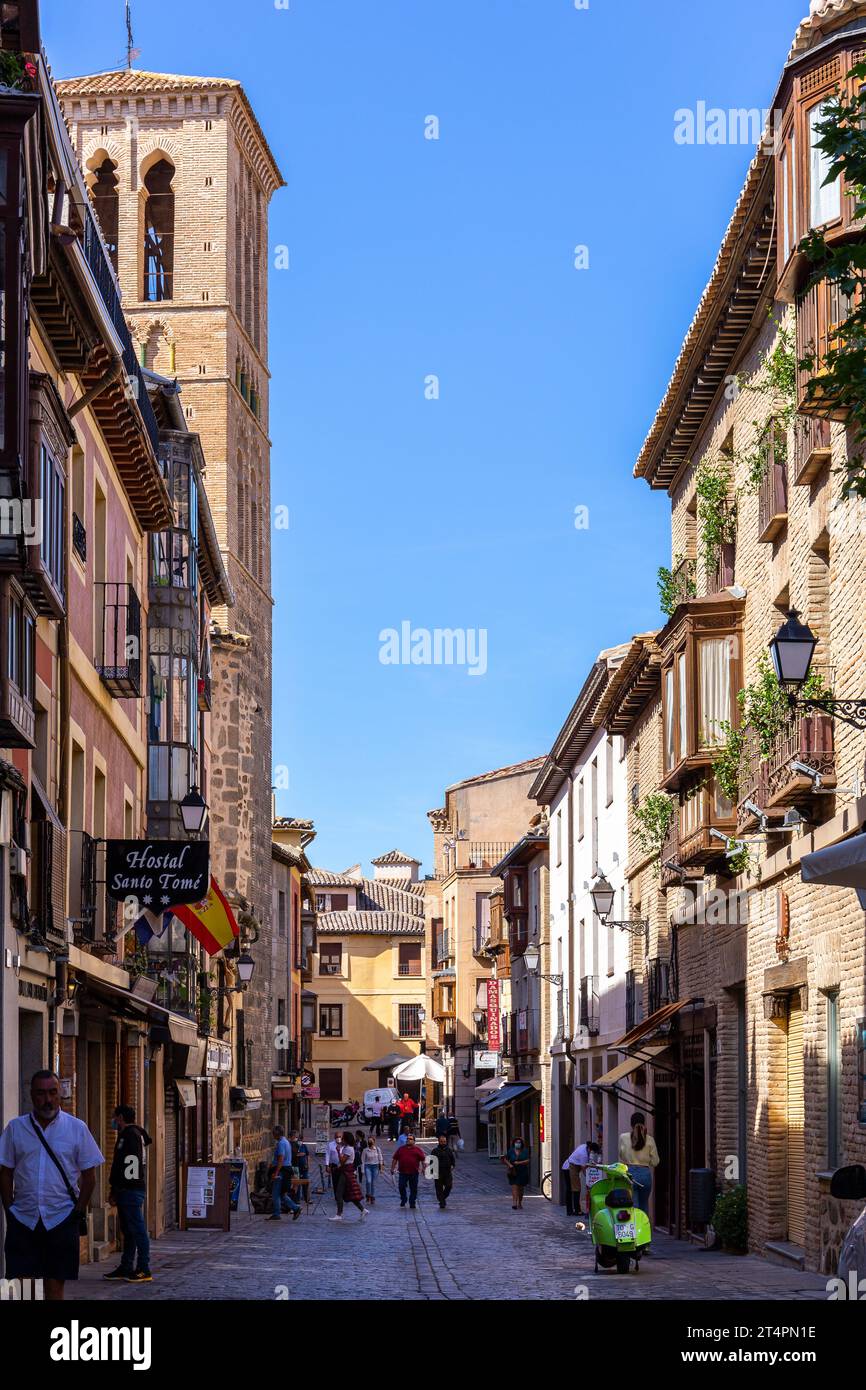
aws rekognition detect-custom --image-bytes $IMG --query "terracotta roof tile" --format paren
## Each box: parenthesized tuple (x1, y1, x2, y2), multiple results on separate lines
(315, 910, 424, 936)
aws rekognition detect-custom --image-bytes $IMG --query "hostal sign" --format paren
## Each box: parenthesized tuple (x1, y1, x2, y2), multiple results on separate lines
(105, 840, 210, 908)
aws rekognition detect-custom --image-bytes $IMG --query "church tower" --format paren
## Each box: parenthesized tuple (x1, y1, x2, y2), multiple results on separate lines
(58, 70, 284, 1161)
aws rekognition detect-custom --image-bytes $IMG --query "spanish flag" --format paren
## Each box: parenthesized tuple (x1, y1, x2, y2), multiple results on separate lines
(172, 877, 240, 956)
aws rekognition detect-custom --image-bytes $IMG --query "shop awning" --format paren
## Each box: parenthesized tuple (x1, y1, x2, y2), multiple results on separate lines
(614, 997, 695, 1049)
(475, 1076, 506, 1099)
(480, 1082, 538, 1115)
(175, 1079, 197, 1109)
(802, 833, 866, 907)
(78, 975, 199, 1048)
(362, 1052, 412, 1072)
(592, 1043, 670, 1089)
(271, 1083, 297, 1102)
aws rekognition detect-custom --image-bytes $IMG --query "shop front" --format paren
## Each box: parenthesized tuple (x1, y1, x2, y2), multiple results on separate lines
(478, 1081, 541, 1179)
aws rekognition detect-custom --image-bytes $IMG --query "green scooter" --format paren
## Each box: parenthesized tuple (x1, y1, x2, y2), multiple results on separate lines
(585, 1161, 652, 1274)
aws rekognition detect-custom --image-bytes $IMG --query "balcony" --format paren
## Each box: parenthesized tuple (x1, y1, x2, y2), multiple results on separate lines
(434, 927, 451, 965)
(94, 582, 142, 697)
(72, 512, 87, 563)
(795, 278, 853, 422)
(706, 539, 736, 595)
(579, 975, 599, 1036)
(647, 957, 674, 1016)
(625, 969, 638, 1034)
(432, 981, 455, 1021)
(757, 429, 788, 544)
(30, 817, 67, 945)
(0, 576, 36, 747)
(666, 556, 697, 612)
(681, 773, 737, 866)
(197, 672, 212, 712)
(793, 415, 832, 486)
(736, 711, 836, 833)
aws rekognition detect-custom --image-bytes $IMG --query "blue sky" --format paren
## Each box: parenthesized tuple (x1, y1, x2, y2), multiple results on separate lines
(43, 0, 807, 874)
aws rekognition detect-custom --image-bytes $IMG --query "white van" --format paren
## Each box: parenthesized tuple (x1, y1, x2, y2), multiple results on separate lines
(362, 1087, 400, 1121)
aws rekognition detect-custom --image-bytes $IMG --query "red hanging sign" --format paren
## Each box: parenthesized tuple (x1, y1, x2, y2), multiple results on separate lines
(486, 978, 500, 1050)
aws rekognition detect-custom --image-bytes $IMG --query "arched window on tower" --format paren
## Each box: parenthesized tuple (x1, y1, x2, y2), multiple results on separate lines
(91, 157, 119, 272)
(236, 471, 246, 570)
(249, 465, 259, 582)
(143, 158, 176, 302)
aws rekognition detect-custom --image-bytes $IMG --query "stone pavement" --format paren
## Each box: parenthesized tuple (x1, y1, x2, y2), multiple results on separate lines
(69, 1148, 831, 1302)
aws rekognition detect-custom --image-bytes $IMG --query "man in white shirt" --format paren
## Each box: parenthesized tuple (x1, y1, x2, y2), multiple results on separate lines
(0, 1070, 104, 1301)
(561, 1140, 601, 1215)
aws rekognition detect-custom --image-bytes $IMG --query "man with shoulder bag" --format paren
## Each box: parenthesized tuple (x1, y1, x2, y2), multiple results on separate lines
(0, 1071, 104, 1302)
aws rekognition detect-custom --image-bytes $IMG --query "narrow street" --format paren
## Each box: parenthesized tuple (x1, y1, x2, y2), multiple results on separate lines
(69, 1148, 828, 1303)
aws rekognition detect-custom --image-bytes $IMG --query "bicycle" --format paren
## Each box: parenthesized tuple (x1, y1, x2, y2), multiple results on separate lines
(541, 1170, 553, 1201)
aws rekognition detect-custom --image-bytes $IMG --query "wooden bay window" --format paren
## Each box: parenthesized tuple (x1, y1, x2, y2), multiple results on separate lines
(660, 596, 742, 790)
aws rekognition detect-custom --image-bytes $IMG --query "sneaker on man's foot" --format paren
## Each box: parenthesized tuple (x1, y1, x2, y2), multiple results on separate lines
(103, 1267, 132, 1281)
(360, 1207, 369, 1219)
(126, 1271, 153, 1283)
(328, 1214, 343, 1221)
(292, 1207, 302, 1221)
(266, 1214, 282, 1221)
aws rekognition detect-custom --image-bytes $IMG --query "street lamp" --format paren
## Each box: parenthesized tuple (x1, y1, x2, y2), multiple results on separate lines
(179, 786, 207, 836)
(236, 950, 255, 985)
(590, 872, 649, 951)
(769, 609, 866, 729)
(521, 942, 563, 987)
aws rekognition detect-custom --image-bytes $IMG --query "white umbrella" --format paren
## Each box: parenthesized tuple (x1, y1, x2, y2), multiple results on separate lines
(392, 1055, 446, 1083)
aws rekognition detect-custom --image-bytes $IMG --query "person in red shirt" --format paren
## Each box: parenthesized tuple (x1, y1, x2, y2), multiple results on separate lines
(397, 1093, 417, 1129)
(390, 1133, 426, 1209)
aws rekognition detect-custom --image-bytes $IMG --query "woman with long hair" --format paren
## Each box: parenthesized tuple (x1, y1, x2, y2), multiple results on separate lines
(328, 1134, 368, 1222)
(618, 1111, 660, 1222)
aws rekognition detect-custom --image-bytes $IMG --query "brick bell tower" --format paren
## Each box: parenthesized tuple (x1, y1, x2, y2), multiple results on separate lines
(58, 70, 284, 1161)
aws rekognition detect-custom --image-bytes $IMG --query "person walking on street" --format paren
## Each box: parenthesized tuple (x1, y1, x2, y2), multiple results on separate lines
(353, 1130, 366, 1179)
(434, 1108, 450, 1141)
(446, 1111, 462, 1159)
(368, 1095, 383, 1137)
(432, 1134, 456, 1210)
(0, 1070, 104, 1302)
(268, 1125, 302, 1221)
(330, 1136, 367, 1222)
(619, 1112, 659, 1221)
(326, 1131, 345, 1215)
(104, 1105, 153, 1282)
(363, 1137, 384, 1203)
(289, 1130, 309, 1180)
(386, 1100, 401, 1143)
(502, 1136, 531, 1209)
(391, 1132, 426, 1209)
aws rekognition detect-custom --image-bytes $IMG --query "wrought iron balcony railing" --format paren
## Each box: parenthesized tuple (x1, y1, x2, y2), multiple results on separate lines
(94, 582, 142, 698)
(736, 709, 836, 832)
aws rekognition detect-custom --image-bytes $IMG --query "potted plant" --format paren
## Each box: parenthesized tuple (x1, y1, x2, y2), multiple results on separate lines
(711, 1184, 748, 1253)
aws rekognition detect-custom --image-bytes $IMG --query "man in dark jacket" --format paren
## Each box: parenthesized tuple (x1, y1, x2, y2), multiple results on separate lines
(104, 1105, 152, 1284)
(434, 1108, 450, 1140)
(432, 1134, 456, 1209)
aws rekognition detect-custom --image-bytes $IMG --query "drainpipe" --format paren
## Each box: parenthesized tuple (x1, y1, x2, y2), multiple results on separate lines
(68, 359, 124, 418)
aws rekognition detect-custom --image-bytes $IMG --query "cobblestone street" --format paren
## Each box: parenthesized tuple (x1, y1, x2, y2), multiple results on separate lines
(69, 1149, 830, 1302)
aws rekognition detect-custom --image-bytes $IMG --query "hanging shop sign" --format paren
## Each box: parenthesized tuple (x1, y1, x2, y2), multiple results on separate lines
(486, 979, 500, 1051)
(105, 840, 210, 906)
